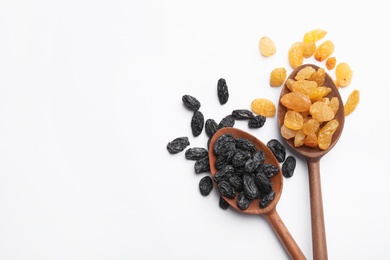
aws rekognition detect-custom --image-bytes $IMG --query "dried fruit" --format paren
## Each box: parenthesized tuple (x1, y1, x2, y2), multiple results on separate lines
(326, 57, 336, 70)
(295, 66, 316, 80)
(237, 192, 252, 210)
(302, 119, 320, 135)
(307, 87, 332, 102)
(259, 36, 276, 57)
(182, 95, 201, 111)
(219, 115, 235, 128)
(194, 156, 210, 173)
(191, 110, 204, 137)
(217, 78, 229, 104)
(318, 119, 339, 150)
(267, 139, 286, 163)
(185, 147, 208, 160)
(303, 41, 316, 58)
(290, 79, 317, 94)
(280, 92, 311, 112)
(310, 101, 335, 122)
(280, 124, 297, 140)
(167, 137, 190, 154)
(219, 196, 229, 209)
(282, 156, 296, 178)
(288, 42, 304, 68)
(314, 40, 334, 61)
(199, 176, 213, 196)
(335, 62, 353, 87)
(308, 67, 326, 87)
(205, 119, 219, 138)
(303, 29, 327, 43)
(284, 110, 304, 130)
(259, 190, 275, 208)
(344, 89, 360, 116)
(218, 181, 236, 199)
(251, 98, 276, 117)
(270, 67, 287, 87)
(231, 109, 254, 120)
(248, 115, 266, 128)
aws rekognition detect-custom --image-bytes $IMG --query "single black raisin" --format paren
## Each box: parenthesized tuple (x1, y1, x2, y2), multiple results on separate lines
(214, 165, 235, 183)
(167, 137, 190, 154)
(182, 94, 201, 111)
(235, 138, 257, 152)
(219, 115, 235, 128)
(253, 150, 265, 166)
(232, 150, 251, 168)
(243, 173, 260, 200)
(199, 176, 213, 196)
(259, 190, 275, 208)
(205, 118, 219, 138)
(257, 163, 279, 178)
(228, 175, 244, 192)
(213, 134, 235, 155)
(218, 181, 236, 199)
(254, 172, 273, 196)
(219, 196, 229, 210)
(214, 142, 236, 170)
(217, 78, 229, 105)
(194, 156, 210, 173)
(191, 110, 204, 137)
(237, 192, 253, 210)
(282, 156, 296, 178)
(248, 115, 266, 128)
(231, 109, 255, 120)
(185, 147, 208, 160)
(267, 139, 286, 163)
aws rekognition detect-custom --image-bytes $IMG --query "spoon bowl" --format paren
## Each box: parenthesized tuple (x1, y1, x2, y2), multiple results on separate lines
(277, 64, 345, 260)
(209, 127, 306, 260)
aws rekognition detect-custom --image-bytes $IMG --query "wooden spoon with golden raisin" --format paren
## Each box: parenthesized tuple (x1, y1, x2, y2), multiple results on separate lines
(209, 127, 306, 260)
(277, 64, 345, 260)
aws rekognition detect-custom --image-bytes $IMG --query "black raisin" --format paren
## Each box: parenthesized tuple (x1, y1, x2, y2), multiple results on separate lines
(267, 139, 286, 163)
(244, 158, 259, 173)
(257, 163, 279, 178)
(254, 172, 273, 196)
(219, 196, 229, 210)
(214, 165, 235, 183)
(191, 110, 204, 137)
(235, 138, 256, 152)
(282, 156, 296, 178)
(218, 181, 236, 199)
(232, 150, 251, 168)
(199, 176, 213, 196)
(213, 134, 235, 155)
(248, 115, 266, 128)
(205, 119, 219, 138)
(167, 137, 190, 154)
(237, 192, 253, 210)
(231, 109, 254, 120)
(243, 173, 260, 200)
(253, 150, 265, 166)
(217, 78, 229, 105)
(194, 156, 210, 173)
(219, 115, 235, 128)
(182, 94, 201, 111)
(228, 175, 244, 192)
(185, 147, 208, 160)
(259, 190, 275, 208)
(214, 142, 236, 170)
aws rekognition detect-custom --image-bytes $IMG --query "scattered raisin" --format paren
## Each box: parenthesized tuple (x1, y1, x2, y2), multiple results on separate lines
(167, 137, 190, 154)
(217, 78, 229, 105)
(185, 147, 208, 160)
(194, 156, 210, 174)
(231, 109, 255, 120)
(267, 139, 286, 163)
(199, 176, 213, 196)
(248, 115, 266, 128)
(191, 110, 204, 137)
(182, 94, 201, 111)
(282, 156, 296, 178)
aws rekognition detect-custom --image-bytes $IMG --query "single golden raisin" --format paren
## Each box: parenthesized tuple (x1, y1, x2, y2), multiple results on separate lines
(326, 57, 337, 70)
(307, 87, 332, 102)
(304, 133, 318, 148)
(310, 101, 335, 122)
(318, 119, 339, 150)
(295, 66, 316, 80)
(270, 67, 287, 87)
(303, 29, 327, 43)
(281, 124, 297, 140)
(314, 40, 334, 61)
(288, 42, 304, 69)
(251, 98, 276, 117)
(280, 92, 311, 112)
(308, 68, 326, 87)
(291, 80, 317, 94)
(303, 41, 316, 58)
(335, 62, 353, 87)
(329, 97, 340, 115)
(294, 130, 306, 147)
(344, 89, 360, 116)
(302, 119, 320, 135)
(285, 78, 295, 91)
(259, 36, 276, 57)
(284, 110, 304, 130)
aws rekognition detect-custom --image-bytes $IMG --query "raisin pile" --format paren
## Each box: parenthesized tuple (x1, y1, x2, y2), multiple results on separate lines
(167, 78, 296, 210)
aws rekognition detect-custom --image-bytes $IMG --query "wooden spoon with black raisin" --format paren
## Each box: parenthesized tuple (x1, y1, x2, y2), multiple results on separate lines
(209, 127, 306, 260)
(277, 64, 345, 260)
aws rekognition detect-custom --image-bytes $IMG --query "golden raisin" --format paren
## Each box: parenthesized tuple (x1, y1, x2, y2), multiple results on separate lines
(291, 80, 317, 94)
(259, 36, 276, 57)
(251, 98, 276, 117)
(281, 124, 297, 140)
(302, 119, 320, 135)
(284, 110, 304, 130)
(288, 42, 304, 68)
(303, 41, 316, 58)
(280, 92, 311, 112)
(303, 29, 327, 43)
(307, 87, 332, 102)
(270, 67, 287, 87)
(335, 62, 353, 87)
(294, 130, 306, 147)
(326, 57, 337, 70)
(329, 97, 340, 115)
(314, 40, 334, 61)
(344, 89, 360, 116)
(310, 101, 335, 122)
(318, 119, 339, 150)
(304, 133, 318, 148)
(308, 68, 326, 87)
(295, 66, 316, 80)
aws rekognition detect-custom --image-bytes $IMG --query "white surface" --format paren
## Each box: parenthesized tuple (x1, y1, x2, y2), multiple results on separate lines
(0, 1, 389, 259)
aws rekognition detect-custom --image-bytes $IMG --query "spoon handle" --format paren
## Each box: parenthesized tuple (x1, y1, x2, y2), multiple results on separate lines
(307, 158, 328, 260)
(266, 209, 306, 260)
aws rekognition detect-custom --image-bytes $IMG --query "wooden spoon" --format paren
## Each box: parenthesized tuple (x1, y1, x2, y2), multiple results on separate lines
(209, 127, 306, 260)
(277, 64, 345, 260)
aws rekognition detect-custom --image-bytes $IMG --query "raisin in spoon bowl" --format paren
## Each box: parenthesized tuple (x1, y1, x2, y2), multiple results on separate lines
(277, 64, 345, 260)
(209, 127, 306, 260)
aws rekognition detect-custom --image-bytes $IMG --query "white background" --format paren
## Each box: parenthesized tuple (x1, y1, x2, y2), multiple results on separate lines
(0, 1, 389, 259)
